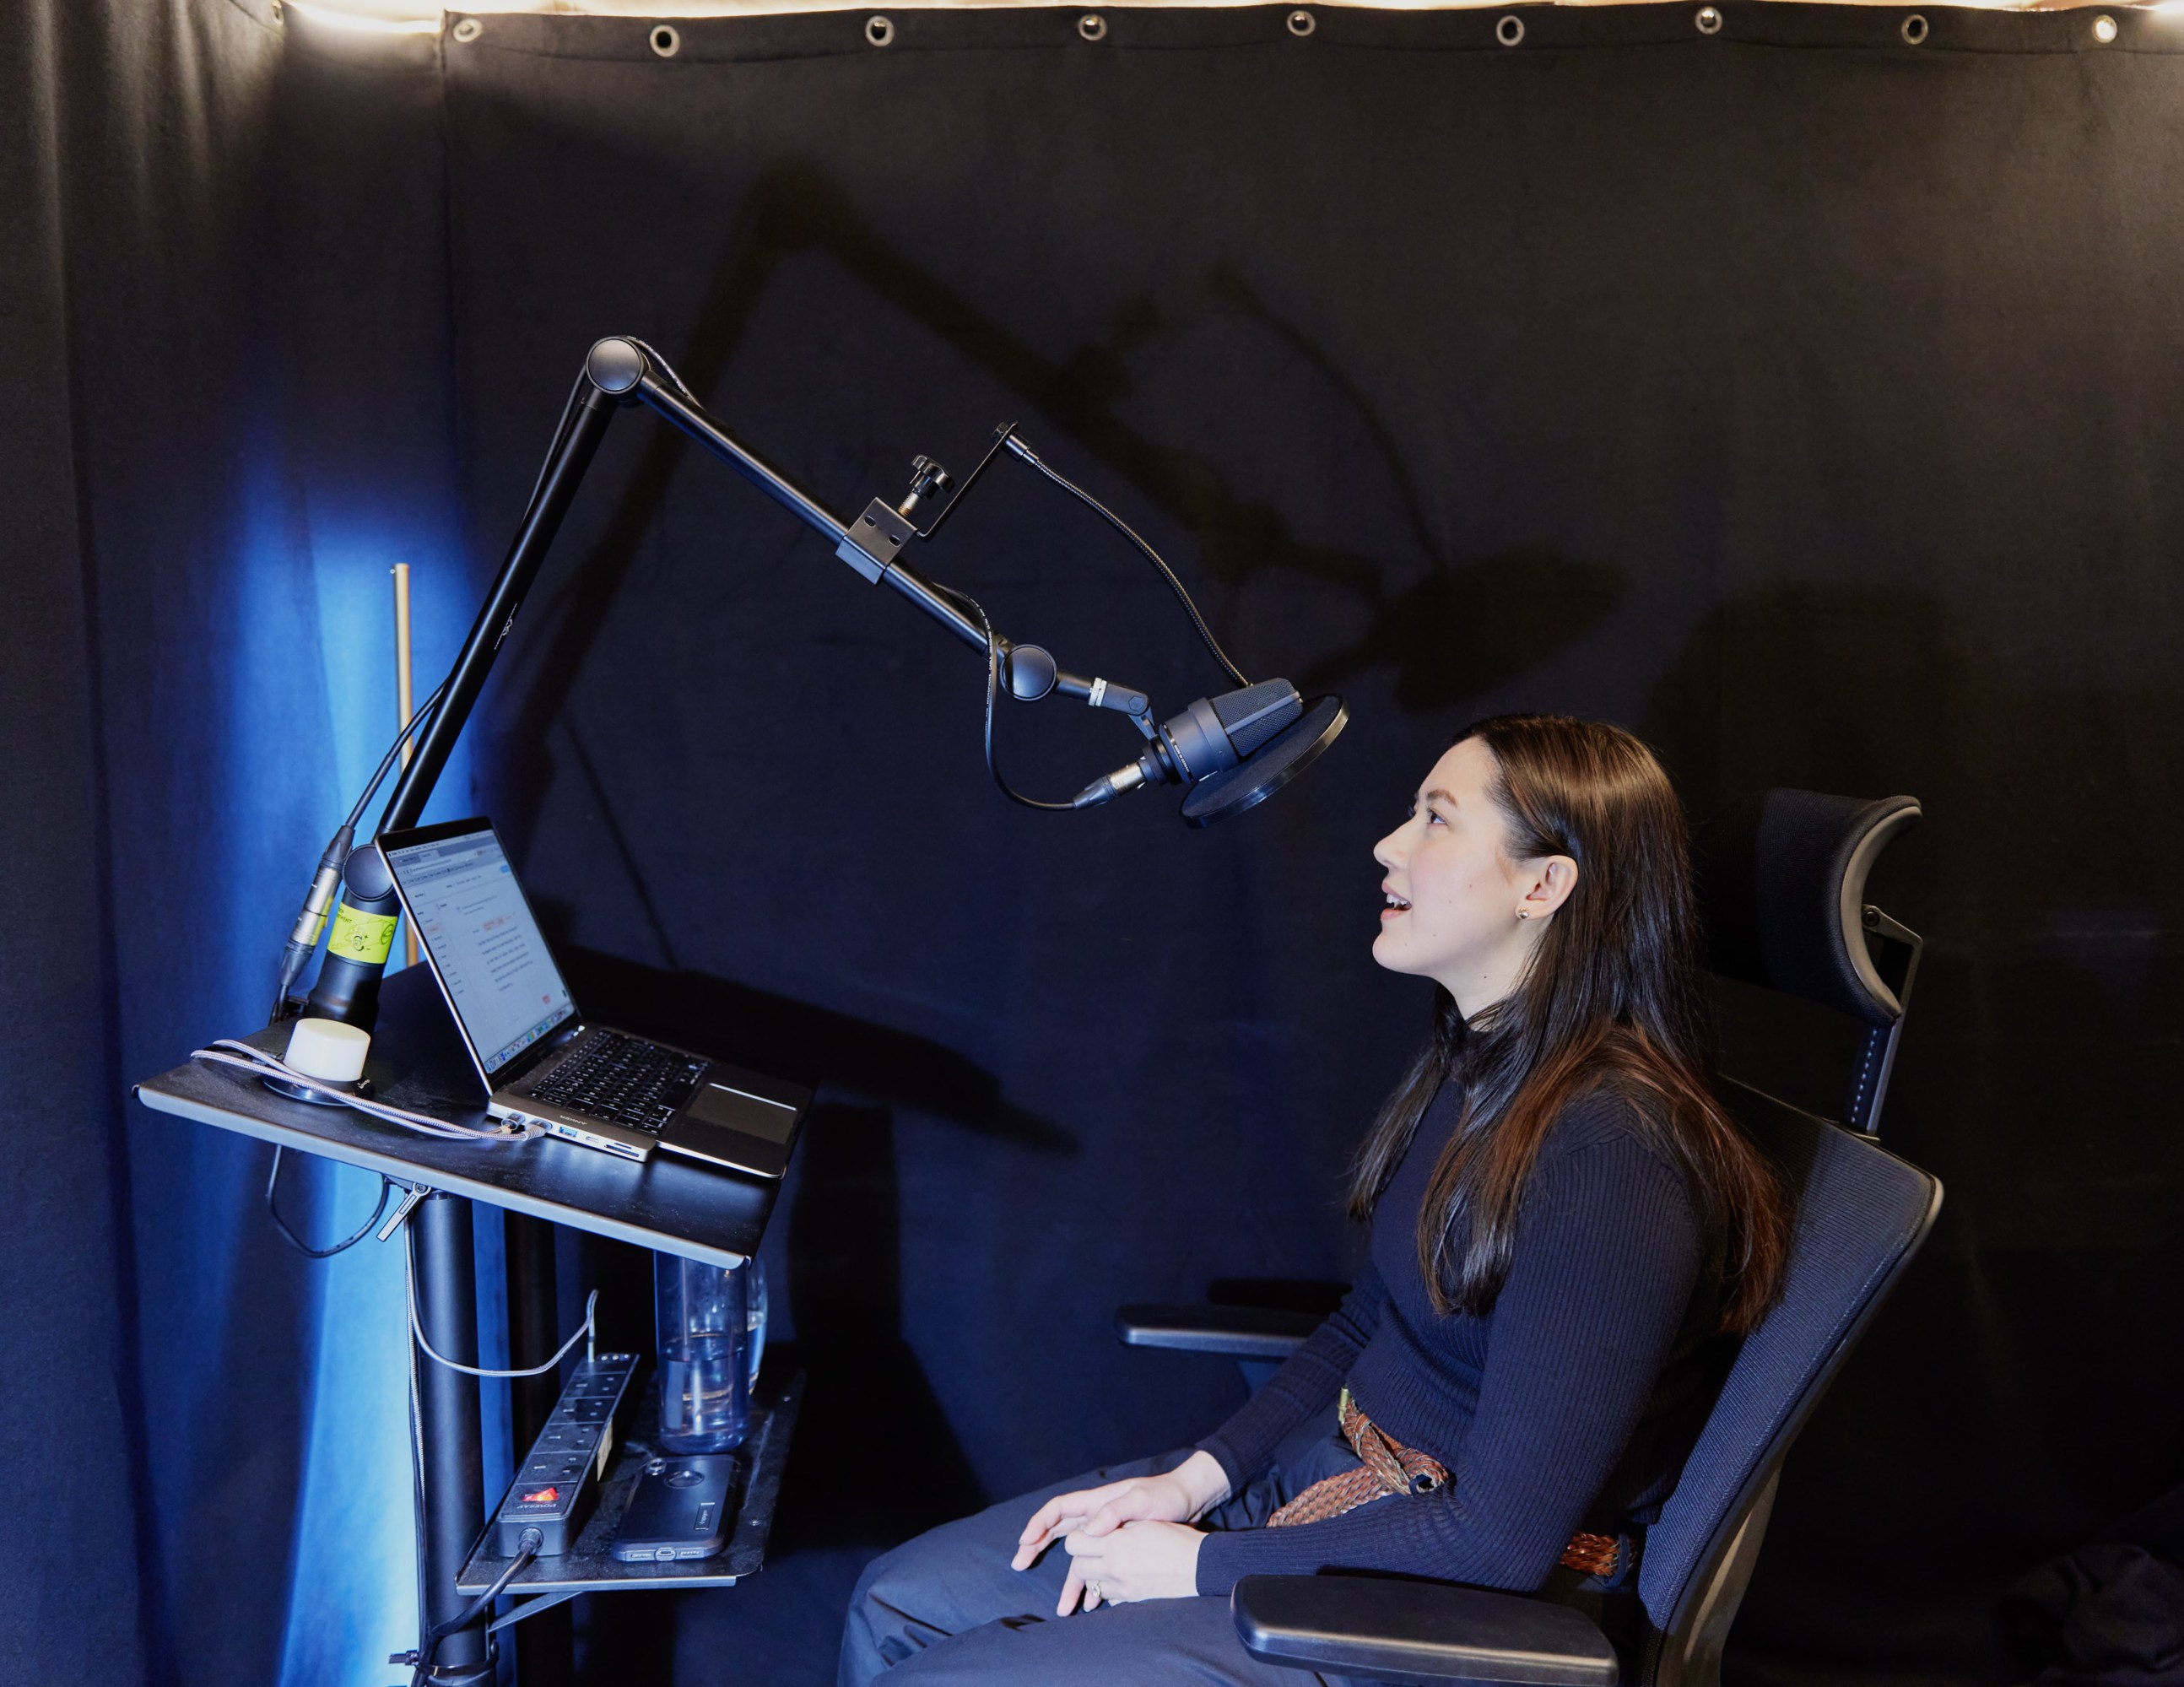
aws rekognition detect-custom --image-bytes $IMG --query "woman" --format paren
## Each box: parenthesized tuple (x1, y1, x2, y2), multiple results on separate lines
(840, 715, 1788, 1684)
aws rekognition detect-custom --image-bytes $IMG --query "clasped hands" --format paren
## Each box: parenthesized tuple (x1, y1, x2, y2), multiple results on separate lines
(1010, 1449, 1231, 1615)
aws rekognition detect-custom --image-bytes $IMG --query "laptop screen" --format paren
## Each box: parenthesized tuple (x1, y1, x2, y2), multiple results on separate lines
(381, 824, 577, 1079)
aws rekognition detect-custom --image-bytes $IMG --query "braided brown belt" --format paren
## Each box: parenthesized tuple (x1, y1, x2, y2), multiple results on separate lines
(1266, 1387, 1630, 1580)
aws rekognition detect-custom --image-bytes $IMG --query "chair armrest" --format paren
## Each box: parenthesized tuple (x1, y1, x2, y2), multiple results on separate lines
(1231, 1575, 1620, 1685)
(1113, 1304, 1321, 1360)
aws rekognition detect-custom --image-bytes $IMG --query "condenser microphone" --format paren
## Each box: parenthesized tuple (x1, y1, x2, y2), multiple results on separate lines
(1074, 679, 1348, 826)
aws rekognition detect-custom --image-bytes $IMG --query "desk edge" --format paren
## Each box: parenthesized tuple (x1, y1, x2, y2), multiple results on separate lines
(134, 1081, 749, 1269)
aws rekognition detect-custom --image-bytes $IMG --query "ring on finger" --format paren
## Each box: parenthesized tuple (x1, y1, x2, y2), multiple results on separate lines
(1089, 1580, 1104, 1605)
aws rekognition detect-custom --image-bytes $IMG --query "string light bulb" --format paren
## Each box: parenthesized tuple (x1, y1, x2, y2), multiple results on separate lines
(282, 0, 444, 34)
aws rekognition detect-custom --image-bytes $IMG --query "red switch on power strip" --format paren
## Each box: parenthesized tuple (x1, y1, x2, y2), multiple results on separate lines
(491, 1346, 637, 1555)
(491, 1350, 641, 1557)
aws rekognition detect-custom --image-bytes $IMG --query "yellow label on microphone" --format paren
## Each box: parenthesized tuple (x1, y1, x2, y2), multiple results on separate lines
(327, 902, 397, 965)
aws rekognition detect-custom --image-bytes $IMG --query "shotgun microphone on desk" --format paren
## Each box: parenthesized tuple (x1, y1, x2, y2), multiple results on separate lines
(1073, 679, 1349, 827)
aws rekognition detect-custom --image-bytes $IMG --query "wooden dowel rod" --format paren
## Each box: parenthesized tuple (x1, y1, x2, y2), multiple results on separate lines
(393, 564, 419, 967)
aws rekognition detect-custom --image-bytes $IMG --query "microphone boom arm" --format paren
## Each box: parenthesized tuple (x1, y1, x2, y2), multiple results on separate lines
(309, 336, 1152, 1025)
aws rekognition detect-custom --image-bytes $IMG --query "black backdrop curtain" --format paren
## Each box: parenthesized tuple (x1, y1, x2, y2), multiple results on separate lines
(8, 1, 2184, 1682)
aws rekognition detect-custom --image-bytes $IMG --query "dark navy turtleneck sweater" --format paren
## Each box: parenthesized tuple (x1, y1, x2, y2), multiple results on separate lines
(1193, 1078, 1729, 1597)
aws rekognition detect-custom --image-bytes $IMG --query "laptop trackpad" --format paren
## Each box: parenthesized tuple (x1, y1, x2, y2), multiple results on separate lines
(686, 1082, 797, 1144)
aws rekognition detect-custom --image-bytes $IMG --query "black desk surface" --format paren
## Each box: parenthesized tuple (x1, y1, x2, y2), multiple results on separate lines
(133, 965, 783, 1268)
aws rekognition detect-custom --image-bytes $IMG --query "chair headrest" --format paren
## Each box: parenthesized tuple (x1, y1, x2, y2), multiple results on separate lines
(1692, 790, 1921, 1027)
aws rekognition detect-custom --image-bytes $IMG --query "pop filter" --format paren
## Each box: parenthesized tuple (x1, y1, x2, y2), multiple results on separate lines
(1179, 695, 1348, 827)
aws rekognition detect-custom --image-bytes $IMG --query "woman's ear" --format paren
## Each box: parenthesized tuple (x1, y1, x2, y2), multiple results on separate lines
(1517, 856, 1579, 922)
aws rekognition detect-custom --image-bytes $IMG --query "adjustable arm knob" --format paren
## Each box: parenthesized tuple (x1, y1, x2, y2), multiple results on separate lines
(897, 455, 954, 520)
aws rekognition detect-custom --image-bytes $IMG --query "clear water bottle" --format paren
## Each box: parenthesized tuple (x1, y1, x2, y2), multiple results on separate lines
(653, 1251, 767, 1453)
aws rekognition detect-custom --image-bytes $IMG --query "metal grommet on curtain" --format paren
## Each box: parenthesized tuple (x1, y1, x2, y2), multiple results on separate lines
(1288, 8, 1316, 36)
(1900, 13, 1927, 43)
(2093, 13, 2118, 42)
(1695, 7, 1722, 35)
(451, 16, 482, 42)
(649, 24, 681, 57)
(1496, 14, 1525, 46)
(1078, 12, 1107, 41)
(866, 14, 895, 46)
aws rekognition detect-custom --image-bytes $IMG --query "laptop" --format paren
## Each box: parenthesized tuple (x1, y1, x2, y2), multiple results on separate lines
(376, 817, 807, 1177)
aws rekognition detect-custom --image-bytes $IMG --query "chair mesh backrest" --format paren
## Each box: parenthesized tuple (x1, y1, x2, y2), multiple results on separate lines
(1635, 1084, 1941, 1635)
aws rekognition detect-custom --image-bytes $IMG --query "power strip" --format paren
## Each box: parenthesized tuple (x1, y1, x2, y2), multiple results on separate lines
(491, 1350, 641, 1556)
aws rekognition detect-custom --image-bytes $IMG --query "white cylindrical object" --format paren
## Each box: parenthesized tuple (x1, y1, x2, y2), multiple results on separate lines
(284, 1018, 370, 1084)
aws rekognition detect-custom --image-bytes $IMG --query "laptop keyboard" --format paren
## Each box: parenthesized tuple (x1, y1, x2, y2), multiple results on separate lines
(529, 1031, 706, 1135)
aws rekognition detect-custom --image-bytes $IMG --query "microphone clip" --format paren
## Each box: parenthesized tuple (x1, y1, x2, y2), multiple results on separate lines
(896, 423, 1021, 543)
(837, 423, 1022, 587)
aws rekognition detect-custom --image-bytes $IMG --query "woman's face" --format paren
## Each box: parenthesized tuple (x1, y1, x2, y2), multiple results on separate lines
(1371, 738, 1575, 1015)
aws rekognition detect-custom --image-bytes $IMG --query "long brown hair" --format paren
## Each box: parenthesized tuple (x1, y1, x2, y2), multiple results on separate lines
(1349, 715, 1787, 1334)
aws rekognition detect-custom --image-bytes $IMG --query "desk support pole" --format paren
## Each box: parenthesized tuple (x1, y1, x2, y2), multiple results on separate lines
(411, 1193, 489, 1684)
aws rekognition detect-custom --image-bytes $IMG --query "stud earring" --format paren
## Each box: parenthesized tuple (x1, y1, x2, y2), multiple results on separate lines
(1516, 909, 1532, 921)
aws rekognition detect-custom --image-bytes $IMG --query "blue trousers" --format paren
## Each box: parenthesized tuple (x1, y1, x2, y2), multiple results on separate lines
(839, 1420, 1370, 1685)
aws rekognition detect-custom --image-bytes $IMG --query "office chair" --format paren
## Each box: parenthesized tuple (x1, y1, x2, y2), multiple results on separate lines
(1116, 790, 1941, 1686)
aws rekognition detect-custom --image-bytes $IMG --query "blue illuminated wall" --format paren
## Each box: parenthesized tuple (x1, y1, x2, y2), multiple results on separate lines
(270, 534, 486, 1687)
(251, 29, 504, 1681)
(12, 8, 508, 1679)
(128, 392, 489, 1679)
